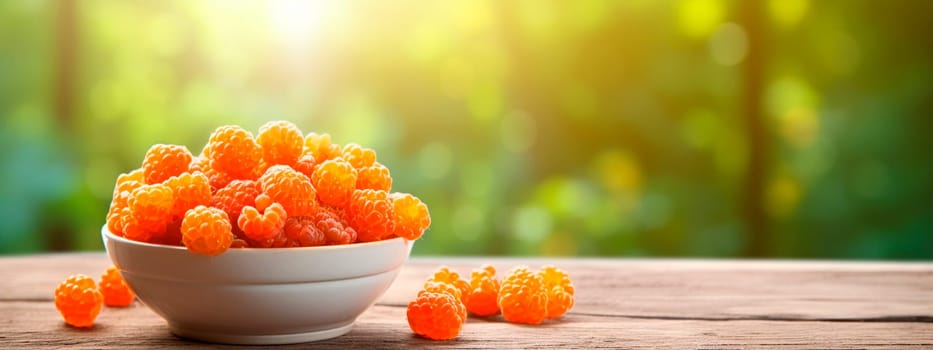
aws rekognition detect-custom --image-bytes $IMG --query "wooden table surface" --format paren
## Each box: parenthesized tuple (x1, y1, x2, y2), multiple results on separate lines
(1, 254, 932, 349)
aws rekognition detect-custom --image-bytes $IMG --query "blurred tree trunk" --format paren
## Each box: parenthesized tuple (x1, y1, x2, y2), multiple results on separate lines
(739, 1, 770, 257)
(47, 0, 78, 251)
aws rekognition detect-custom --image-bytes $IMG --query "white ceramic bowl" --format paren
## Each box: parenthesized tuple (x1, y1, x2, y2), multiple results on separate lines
(101, 226, 412, 345)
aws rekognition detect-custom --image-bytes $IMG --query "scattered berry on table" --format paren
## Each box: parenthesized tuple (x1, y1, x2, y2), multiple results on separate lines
(54, 274, 103, 328)
(99, 266, 135, 307)
(538, 265, 575, 319)
(498, 266, 548, 325)
(426, 266, 471, 305)
(406, 291, 466, 341)
(466, 264, 500, 317)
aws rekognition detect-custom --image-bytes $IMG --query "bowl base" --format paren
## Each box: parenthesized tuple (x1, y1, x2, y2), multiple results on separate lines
(170, 322, 354, 345)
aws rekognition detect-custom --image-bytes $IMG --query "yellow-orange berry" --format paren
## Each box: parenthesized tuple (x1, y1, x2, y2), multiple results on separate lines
(142, 144, 193, 184)
(538, 265, 574, 319)
(466, 264, 500, 317)
(257, 120, 304, 166)
(498, 266, 548, 325)
(426, 266, 471, 306)
(180, 205, 234, 256)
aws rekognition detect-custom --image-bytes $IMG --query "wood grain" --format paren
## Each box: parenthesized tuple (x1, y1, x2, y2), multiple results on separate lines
(1, 254, 931, 349)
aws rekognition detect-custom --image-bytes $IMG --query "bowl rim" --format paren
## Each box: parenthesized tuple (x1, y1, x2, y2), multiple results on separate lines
(101, 224, 407, 253)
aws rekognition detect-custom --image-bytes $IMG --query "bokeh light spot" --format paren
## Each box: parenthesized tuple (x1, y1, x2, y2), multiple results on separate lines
(708, 22, 748, 66)
(768, 0, 809, 28)
(678, 0, 724, 39)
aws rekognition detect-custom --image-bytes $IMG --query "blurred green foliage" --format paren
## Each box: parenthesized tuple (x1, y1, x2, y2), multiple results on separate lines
(1, 0, 931, 258)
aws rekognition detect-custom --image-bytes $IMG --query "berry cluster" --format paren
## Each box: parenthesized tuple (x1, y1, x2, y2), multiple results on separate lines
(54, 266, 135, 328)
(105, 121, 431, 256)
(407, 264, 574, 340)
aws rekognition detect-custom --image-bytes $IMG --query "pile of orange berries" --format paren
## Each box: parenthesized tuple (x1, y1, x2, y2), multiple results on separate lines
(54, 266, 135, 328)
(106, 121, 431, 255)
(407, 264, 574, 340)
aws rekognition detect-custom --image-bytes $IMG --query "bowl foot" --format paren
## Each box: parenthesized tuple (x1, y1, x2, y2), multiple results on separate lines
(170, 322, 354, 345)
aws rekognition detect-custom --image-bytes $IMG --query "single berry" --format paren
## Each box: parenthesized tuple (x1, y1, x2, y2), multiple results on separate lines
(54, 274, 103, 328)
(313, 206, 357, 244)
(347, 189, 395, 242)
(356, 162, 392, 191)
(256, 120, 304, 166)
(211, 179, 261, 228)
(342, 143, 376, 169)
(207, 125, 262, 179)
(292, 153, 317, 179)
(466, 264, 500, 317)
(303, 132, 341, 163)
(181, 205, 234, 256)
(283, 216, 326, 247)
(426, 266, 471, 306)
(390, 192, 430, 240)
(100, 266, 135, 307)
(125, 184, 174, 243)
(259, 165, 317, 217)
(406, 291, 466, 340)
(106, 178, 144, 236)
(312, 158, 357, 208)
(142, 144, 193, 184)
(538, 265, 574, 319)
(498, 266, 548, 325)
(238, 195, 287, 242)
(164, 172, 212, 221)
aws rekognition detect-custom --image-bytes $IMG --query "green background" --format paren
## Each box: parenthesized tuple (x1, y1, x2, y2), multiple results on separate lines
(1, 0, 931, 258)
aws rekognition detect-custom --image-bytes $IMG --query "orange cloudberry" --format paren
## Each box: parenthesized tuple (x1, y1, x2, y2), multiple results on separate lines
(181, 205, 234, 256)
(312, 158, 358, 208)
(164, 172, 211, 221)
(259, 165, 317, 217)
(238, 194, 287, 242)
(54, 274, 103, 328)
(347, 189, 395, 242)
(355, 162, 392, 191)
(390, 192, 430, 240)
(100, 266, 135, 307)
(314, 206, 357, 245)
(538, 265, 574, 319)
(142, 144, 193, 184)
(407, 291, 466, 341)
(342, 143, 376, 169)
(257, 120, 304, 166)
(498, 266, 548, 325)
(207, 125, 262, 180)
(124, 184, 174, 243)
(426, 266, 471, 306)
(466, 264, 500, 317)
